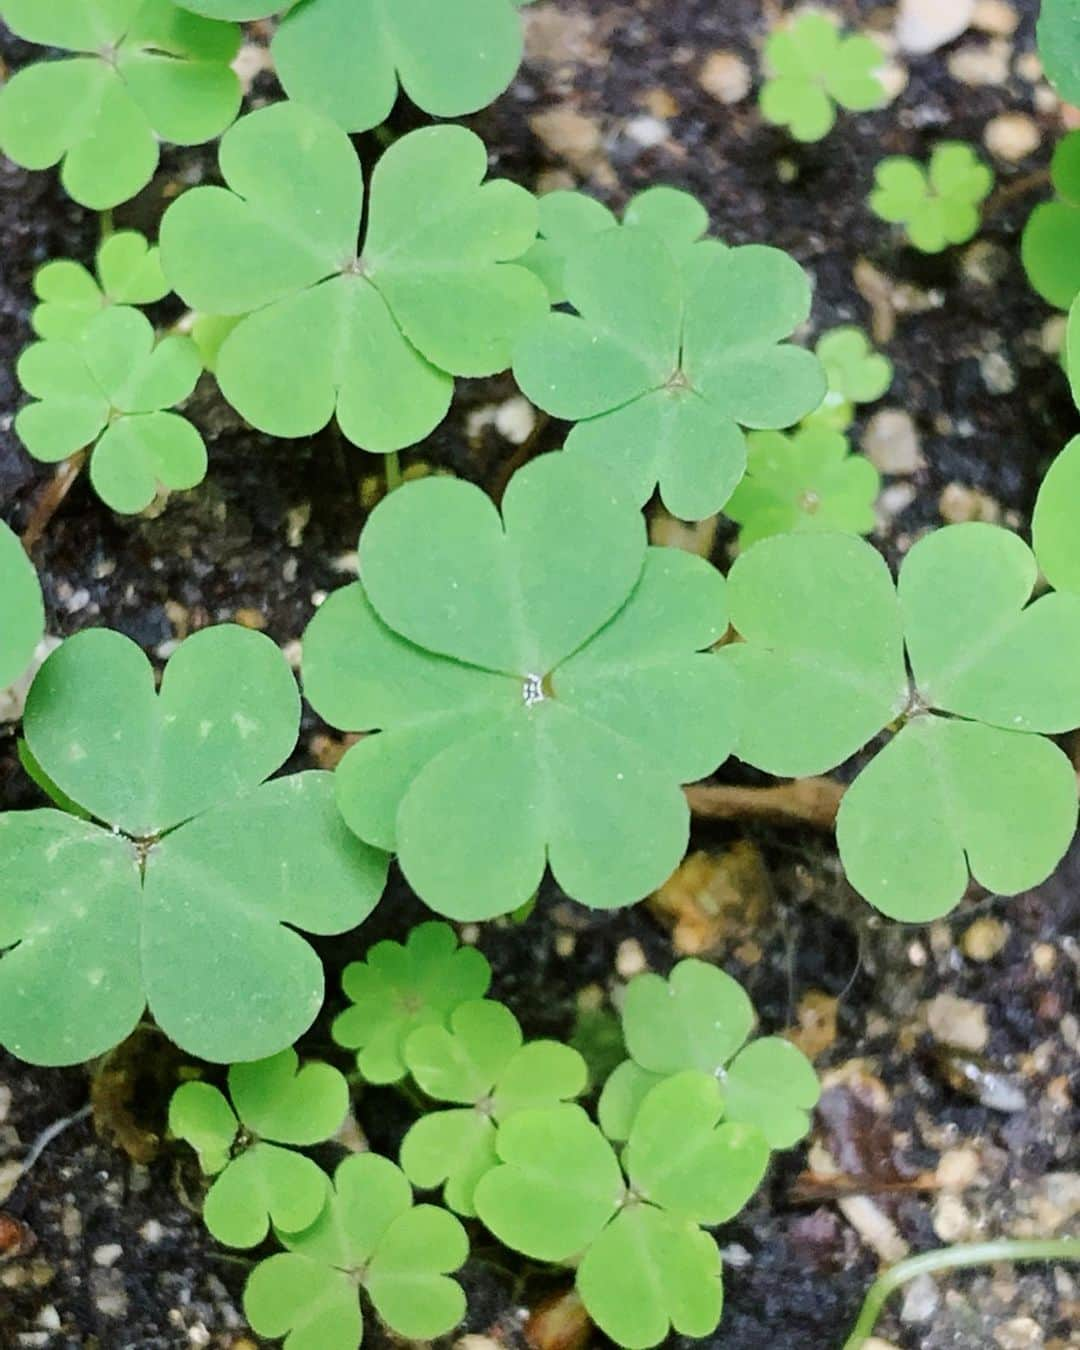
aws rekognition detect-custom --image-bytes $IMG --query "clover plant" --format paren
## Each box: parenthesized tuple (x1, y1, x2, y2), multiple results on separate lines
(1022, 132, 1080, 310)
(513, 228, 825, 520)
(245, 1153, 469, 1349)
(303, 453, 739, 919)
(723, 527, 1080, 921)
(870, 144, 994, 253)
(16, 307, 206, 515)
(1038, 0, 1080, 104)
(159, 102, 546, 453)
(759, 12, 887, 143)
(724, 425, 879, 548)
(169, 1049, 349, 1247)
(1033, 436, 1080, 597)
(804, 325, 893, 431)
(0, 0, 242, 210)
(31, 231, 169, 342)
(0, 624, 387, 1065)
(175, 0, 530, 132)
(0, 524, 45, 692)
(332, 921, 491, 1084)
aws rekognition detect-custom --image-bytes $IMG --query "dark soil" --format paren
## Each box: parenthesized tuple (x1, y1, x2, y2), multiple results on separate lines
(2, 2, 1079, 1348)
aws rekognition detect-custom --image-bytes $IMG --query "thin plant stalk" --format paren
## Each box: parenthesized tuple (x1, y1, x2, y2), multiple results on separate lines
(384, 451, 403, 494)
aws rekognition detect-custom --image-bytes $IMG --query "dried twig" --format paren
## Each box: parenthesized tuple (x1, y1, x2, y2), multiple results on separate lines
(686, 777, 844, 831)
(20, 450, 89, 553)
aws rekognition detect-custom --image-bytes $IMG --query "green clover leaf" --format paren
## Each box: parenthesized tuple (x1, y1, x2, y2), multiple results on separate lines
(0, 625, 388, 1065)
(1033, 435, 1080, 598)
(804, 325, 893, 430)
(513, 228, 824, 520)
(244, 1153, 468, 1349)
(333, 921, 491, 1084)
(0, 0, 241, 210)
(1070, 299, 1080, 407)
(31, 231, 169, 342)
(400, 999, 587, 1214)
(725, 426, 880, 548)
(169, 1049, 349, 1246)
(723, 528, 1080, 919)
(303, 453, 738, 918)
(16, 306, 206, 515)
(0, 523, 45, 691)
(1022, 132, 1080, 310)
(159, 102, 545, 453)
(1038, 0, 1080, 104)
(870, 143, 994, 253)
(760, 13, 887, 143)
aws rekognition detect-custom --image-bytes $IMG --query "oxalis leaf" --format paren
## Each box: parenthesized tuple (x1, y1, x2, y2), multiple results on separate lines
(31, 230, 169, 342)
(760, 12, 888, 143)
(723, 527, 1080, 920)
(475, 1077, 769, 1349)
(869, 143, 994, 253)
(16, 306, 206, 515)
(303, 453, 739, 919)
(0, 625, 388, 1065)
(244, 1153, 469, 1348)
(0, 523, 45, 692)
(0, 0, 242, 210)
(513, 226, 825, 520)
(1038, 0, 1080, 104)
(1033, 435, 1080, 597)
(159, 102, 546, 453)
(803, 325, 893, 431)
(1022, 132, 1080, 310)
(169, 1048, 349, 1247)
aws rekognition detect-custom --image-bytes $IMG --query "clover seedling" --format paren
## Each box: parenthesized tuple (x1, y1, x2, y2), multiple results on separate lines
(0, 523, 44, 692)
(723, 528, 1080, 920)
(598, 959, 820, 1150)
(1033, 436, 1080, 597)
(1038, 0, 1080, 104)
(760, 12, 887, 143)
(724, 426, 879, 548)
(176, 0, 529, 132)
(170, 1049, 349, 1247)
(332, 921, 491, 1084)
(303, 453, 739, 918)
(0, 0, 241, 210)
(400, 999, 587, 1214)
(1022, 132, 1080, 310)
(804, 325, 893, 431)
(513, 228, 825, 520)
(31, 231, 169, 342)
(244, 1153, 468, 1349)
(160, 103, 545, 453)
(475, 1077, 770, 1349)
(16, 307, 206, 515)
(0, 625, 388, 1065)
(869, 144, 994, 253)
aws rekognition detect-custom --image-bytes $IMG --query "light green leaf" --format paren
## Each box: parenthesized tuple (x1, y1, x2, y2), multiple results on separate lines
(597, 1060, 664, 1142)
(399, 1109, 497, 1217)
(32, 230, 169, 342)
(1033, 435, 1080, 595)
(0, 523, 44, 691)
(405, 999, 523, 1104)
(203, 1143, 329, 1247)
(229, 1048, 349, 1145)
(760, 13, 886, 143)
(1022, 132, 1080, 310)
(1038, 0, 1080, 103)
(168, 1080, 238, 1174)
(622, 960, 754, 1077)
(870, 144, 993, 253)
(245, 1253, 361, 1350)
(723, 1038, 820, 1148)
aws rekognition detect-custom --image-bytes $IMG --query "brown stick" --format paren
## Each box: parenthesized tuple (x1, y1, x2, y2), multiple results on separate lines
(686, 777, 845, 831)
(20, 450, 89, 554)
(983, 169, 1052, 219)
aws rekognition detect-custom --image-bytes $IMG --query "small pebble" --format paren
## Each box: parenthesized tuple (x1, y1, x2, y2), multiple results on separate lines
(939, 483, 1002, 524)
(994, 1318, 1044, 1350)
(927, 992, 989, 1052)
(961, 916, 1008, 961)
(980, 349, 1017, 394)
(900, 1272, 940, 1323)
(698, 50, 752, 104)
(92, 1244, 123, 1268)
(624, 115, 668, 149)
(984, 112, 1041, 162)
(936, 1145, 982, 1190)
(863, 410, 924, 474)
(615, 938, 647, 979)
(494, 396, 537, 445)
(897, 0, 975, 53)
(973, 0, 1019, 35)
(933, 1193, 974, 1241)
(0, 1087, 9, 1125)
(949, 39, 1011, 86)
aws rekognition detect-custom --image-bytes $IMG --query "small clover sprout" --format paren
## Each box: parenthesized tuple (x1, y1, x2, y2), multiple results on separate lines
(869, 143, 994, 253)
(31, 231, 169, 342)
(169, 1049, 349, 1247)
(804, 325, 894, 431)
(475, 1077, 769, 1349)
(332, 921, 491, 1084)
(16, 307, 206, 515)
(598, 959, 820, 1150)
(1033, 436, 1080, 597)
(176, 0, 528, 132)
(0, 625, 388, 1065)
(513, 228, 825, 520)
(1038, 0, 1080, 104)
(0, 523, 44, 692)
(1022, 132, 1080, 310)
(244, 1153, 469, 1349)
(759, 12, 887, 143)
(400, 999, 587, 1215)
(303, 453, 739, 919)
(723, 528, 1080, 921)
(724, 426, 879, 548)
(0, 0, 241, 210)
(160, 103, 545, 453)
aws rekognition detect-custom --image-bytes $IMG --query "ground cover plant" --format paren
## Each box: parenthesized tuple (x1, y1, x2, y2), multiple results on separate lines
(869, 142, 995, 252)
(29, 229, 169, 341)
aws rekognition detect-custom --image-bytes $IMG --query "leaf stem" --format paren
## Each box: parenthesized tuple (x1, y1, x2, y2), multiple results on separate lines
(842, 1239, 1080, 1350)
(384, 451, 403, 494)
(100, 208, 114, 241)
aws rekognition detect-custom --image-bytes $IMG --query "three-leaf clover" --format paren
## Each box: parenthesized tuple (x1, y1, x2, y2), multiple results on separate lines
(475, 1076, 770, 1349)
(1022, 132, 1080, 310)
(400, 999, 587, 1215)
(0, 624, 388, 1065)
(724, 426, 879, 548)
(16, 307, 206, 515)
(803, 325, 893, 431)
(759, 13, 887, 143)
(597, 959, 820, 1150)
(332, 921, 491, 1084)
(513, 228, 825, 520)
(869, 143, 994, 253)
(169, 1049, 349, 1247)
(0, 0, 242, 210)
(31, 231, 169, 342)
(722, 528, 1080, 920)
(244, 1153, 468, 1349)
(1033, 435, 1080, 597)
(302, 453, 739, 919)
(0, 523, 44, 691)
(159, 102, 546, 453)
(174, 0, 529, 133)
